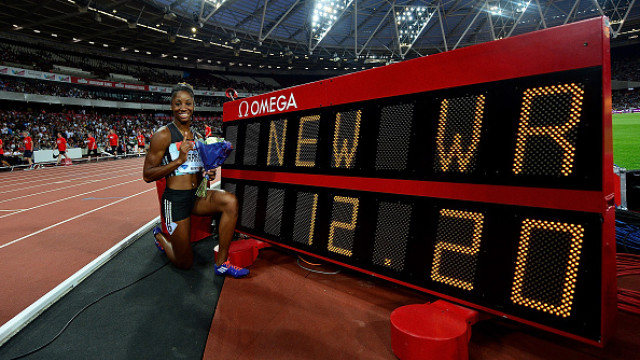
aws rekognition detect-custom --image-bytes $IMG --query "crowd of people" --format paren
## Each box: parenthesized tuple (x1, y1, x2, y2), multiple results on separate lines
(0, 35, 638, 169)
(612, 51, 640, 83)
(0, 108, 222, 168)
(611, 44, 640, 111)
(3, 47, 640, 112)
(0, 75, 227, 107)
(613, 89, 640, 111)
(182, 70, 274, 94)
(0, 41, 279, 93)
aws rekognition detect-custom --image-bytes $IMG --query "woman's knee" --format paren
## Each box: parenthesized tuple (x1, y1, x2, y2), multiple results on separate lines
(170, 240, 194, 269)
(218, 192, 238, 215)
(168, 221, 193, 268)
(173, 257, 193, 270)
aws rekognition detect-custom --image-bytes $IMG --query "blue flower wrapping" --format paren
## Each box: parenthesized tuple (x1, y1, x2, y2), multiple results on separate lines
(194, 140, 233, 197)
(196, 139, 233, 172)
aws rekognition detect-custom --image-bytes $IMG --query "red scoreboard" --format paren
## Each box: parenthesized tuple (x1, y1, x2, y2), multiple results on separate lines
(221, 17, 616, 346)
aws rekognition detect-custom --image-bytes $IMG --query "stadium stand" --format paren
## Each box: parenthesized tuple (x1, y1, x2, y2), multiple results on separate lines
(1, 35, 638, 172)
(0, 108, 223, 170)
(0, 38, 282, 92)
(0, 6, 639, 359)
(613, 89, 640, 110)
(611, 43, 640, 112)
(612, 49, 640, 82)
(0, 34, 322, 172)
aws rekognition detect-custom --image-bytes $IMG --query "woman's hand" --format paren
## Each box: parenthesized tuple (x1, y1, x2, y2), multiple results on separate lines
(178, 131, 193, 163)
(204, 168, 217, 179)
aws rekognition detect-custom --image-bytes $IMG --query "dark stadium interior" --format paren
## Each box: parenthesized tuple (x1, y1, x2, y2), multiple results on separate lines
(0, 1, 640, 359)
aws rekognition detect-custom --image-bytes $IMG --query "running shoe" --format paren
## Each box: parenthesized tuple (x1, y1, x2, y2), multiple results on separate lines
(215, 261, 249, 278)
(153, 226, 165, 253)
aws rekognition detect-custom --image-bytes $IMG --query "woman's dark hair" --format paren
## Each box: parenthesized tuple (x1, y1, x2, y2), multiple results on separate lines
(171, 83, 195, 100)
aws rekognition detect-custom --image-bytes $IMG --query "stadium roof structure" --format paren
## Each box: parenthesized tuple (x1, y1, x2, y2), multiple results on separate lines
(0, 0, 638, 73)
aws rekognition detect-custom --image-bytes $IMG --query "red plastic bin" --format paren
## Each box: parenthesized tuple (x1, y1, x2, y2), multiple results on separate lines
(391, 301, 482, 360)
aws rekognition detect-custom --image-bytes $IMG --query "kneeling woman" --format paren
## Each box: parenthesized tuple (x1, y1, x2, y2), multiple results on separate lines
(143, 83, 248, 278)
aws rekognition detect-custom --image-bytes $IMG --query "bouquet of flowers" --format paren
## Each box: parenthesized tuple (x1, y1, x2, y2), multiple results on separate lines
(195, 137, 234, 197)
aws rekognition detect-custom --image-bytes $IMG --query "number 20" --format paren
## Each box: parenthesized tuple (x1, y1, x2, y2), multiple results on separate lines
(431, 210, 585, 317)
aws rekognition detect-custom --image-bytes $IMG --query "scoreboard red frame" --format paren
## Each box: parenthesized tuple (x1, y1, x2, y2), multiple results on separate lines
(221, 17, 615, 346)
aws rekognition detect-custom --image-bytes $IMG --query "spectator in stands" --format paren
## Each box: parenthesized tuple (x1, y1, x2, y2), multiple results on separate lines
(142, 83, 247, 277)
(204, 123, 212, 138)
(22, 131, 34, 168)
(55, 132, 70, 165)
(86, 131, 98, 161)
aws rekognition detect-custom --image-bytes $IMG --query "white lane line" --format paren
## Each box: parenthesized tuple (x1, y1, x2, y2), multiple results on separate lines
(0, 164, 141, 191)
(0, 165, 142, 193)
(0, 179, 144, 219)
(0, 172, 141, 204)
(0, 168, 142, 194)
(0, 188, 155, 249)
(0, 216, 159, 347)
(0, 209, 26, 212)
(0, 161, 143, 186)
(0, 160, 142, 184)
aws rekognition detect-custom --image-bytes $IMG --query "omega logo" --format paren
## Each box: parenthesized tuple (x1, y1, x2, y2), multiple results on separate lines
(238, 93, 298, 118)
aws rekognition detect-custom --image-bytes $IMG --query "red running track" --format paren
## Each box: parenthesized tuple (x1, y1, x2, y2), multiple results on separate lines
(0, 158, 158, 326)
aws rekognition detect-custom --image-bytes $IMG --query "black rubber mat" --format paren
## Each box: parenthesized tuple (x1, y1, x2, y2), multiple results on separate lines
(0, 228, 223, 360)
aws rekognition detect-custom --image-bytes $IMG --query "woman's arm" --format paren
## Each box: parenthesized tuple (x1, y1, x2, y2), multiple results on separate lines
(142, 127, 192, 183)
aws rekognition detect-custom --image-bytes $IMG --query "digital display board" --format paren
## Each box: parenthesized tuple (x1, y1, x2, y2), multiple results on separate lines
(221, 17, 616, 346)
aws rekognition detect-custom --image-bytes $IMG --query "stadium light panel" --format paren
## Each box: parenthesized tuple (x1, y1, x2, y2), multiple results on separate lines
(395, 6, 432, 47)
(205, 0, 227, 9)
(488, 1, 531, 16)
(394, 6, 433, 57)
(517, 1, 531, 13)
(311, 0, 353, 44)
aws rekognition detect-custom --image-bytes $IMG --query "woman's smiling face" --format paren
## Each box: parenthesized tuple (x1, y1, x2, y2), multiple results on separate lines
(171, 90, 195, 123)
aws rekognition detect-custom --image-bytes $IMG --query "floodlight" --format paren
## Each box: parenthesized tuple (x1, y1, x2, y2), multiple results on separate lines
(310, 0, 353, 44)
(394, 6, 433, 56)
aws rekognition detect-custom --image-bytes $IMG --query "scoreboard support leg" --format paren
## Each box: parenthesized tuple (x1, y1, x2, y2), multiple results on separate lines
(390, 300, 492, 360)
